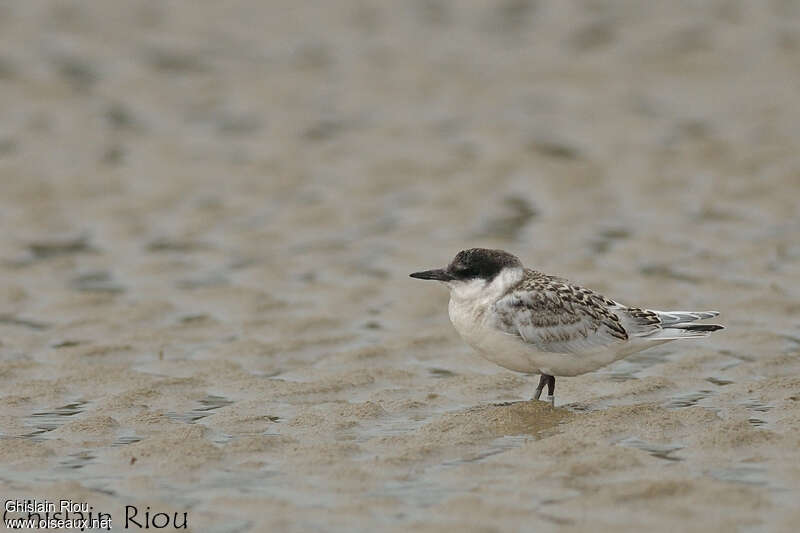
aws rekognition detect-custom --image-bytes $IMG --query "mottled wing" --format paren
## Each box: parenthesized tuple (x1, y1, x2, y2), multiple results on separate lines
(492, 273, 631, 355)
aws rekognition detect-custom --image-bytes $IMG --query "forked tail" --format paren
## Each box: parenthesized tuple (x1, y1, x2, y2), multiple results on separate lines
(650, 310, 724, 340)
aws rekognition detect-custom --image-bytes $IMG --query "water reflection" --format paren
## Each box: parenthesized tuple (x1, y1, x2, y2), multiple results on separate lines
(166, 395, 235, 424)
(23, 401, 88, 441)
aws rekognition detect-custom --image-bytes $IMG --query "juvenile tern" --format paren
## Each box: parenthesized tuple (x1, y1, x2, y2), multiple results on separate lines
(410, 248, 723, 406)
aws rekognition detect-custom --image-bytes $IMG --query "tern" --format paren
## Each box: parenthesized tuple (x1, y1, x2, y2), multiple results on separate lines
(411, 248, 723, 405)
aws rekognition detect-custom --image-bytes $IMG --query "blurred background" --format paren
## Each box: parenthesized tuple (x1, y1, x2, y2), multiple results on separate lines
(1, 1, 799, 531)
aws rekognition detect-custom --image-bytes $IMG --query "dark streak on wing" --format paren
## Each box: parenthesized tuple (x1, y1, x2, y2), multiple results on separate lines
(625, 307, 662, 328)
(492, 269, 630, 353)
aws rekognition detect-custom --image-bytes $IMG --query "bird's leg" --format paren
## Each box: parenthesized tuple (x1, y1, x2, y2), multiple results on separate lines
(545, 375, 555, 407)
(533, 374, 549, 400)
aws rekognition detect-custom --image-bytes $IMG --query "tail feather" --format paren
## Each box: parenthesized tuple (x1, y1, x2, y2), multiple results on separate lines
(646, 326, 722, 340)
(643, 311, 724, 341)
(655, 310, 719, 326)
(675, 323, 724, 333)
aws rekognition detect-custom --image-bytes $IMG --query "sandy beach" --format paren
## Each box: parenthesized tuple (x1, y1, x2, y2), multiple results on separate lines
(1, 1, 800, 531)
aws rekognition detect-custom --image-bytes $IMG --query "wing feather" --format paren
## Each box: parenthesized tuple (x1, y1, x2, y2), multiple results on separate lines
(492, 271, 630, 355)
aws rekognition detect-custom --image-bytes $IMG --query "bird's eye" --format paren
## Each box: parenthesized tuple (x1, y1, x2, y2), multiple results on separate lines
(452, 264, 474, 277)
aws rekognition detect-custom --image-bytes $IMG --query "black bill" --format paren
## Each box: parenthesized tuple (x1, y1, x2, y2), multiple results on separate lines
(409, 269, 454, 281)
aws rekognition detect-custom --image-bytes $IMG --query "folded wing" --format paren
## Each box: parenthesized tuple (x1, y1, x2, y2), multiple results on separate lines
(493, 271, 723, 355)
(492, 273, 631, 355)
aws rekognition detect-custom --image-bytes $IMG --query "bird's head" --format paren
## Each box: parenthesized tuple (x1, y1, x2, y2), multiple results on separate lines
(410, 248, 523, 288)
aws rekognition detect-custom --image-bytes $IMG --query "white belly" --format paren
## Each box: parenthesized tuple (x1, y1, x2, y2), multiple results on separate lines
(447, 296, 638, 377)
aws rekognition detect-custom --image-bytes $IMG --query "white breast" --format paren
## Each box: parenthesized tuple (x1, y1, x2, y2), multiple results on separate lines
(446, 269, 542, 373)
(445, 268, 636, 377)
(449, 296, 543, 373)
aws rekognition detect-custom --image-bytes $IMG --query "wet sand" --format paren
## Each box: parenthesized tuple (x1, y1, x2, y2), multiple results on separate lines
(1, 1, 800, 531)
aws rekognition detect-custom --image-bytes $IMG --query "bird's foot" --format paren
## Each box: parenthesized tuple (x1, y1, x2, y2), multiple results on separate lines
(545, 395, 555, 407)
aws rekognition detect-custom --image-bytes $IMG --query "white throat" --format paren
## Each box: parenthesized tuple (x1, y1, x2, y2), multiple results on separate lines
(445, 266, 534, 373)
(447, 266, 524, 303)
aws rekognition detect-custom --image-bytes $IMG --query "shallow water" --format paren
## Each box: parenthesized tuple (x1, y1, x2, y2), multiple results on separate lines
(23, 401, 89, 441)
(616, 436, 685, 462)
(165, 394, 235, 424)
